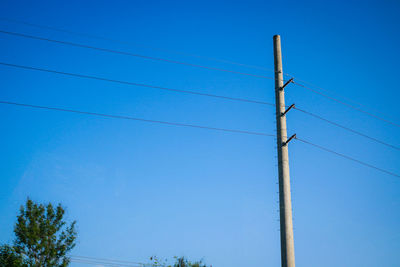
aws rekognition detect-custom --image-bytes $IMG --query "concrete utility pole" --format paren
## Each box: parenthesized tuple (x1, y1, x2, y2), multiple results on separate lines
(273, 35, 296, 267)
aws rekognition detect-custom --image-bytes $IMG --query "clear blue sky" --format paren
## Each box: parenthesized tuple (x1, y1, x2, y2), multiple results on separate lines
(1, 0, 399, 266)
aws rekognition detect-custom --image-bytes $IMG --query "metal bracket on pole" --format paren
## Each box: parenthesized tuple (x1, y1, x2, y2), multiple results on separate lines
(283, 134, 296, 147)
(281, 104, 295, 117)
(280, 78, 294, 91)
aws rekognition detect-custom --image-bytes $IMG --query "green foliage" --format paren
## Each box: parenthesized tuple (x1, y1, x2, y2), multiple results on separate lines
(12, 198, 77, 267)
(149, 255, 166, 266)
(149, 256, 210, 267)
(0, 244, 26, 267)
(173, 257, 208, 267)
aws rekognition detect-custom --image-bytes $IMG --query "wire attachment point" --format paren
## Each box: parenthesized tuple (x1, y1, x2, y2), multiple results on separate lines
(280, 78, 294, 91)
(283, 134, 296, 146)
(282, 104, 295, 117)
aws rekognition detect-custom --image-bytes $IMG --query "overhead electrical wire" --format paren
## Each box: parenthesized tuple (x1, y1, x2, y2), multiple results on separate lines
(2, 17, 397, 130)
(70, 255, 149, 266)
(0, 18, 398, 179)
(1, 100, 398, 178)
(0, 17, 276, 73)
(288, 74, 392, 116)
(292, 81, 400, 128)
(2, 16, 381, 114)
(0, 100, 274, 137)
(0, 29, 275, 80)
(295, 137, 400, 178)
(293, 106, 400, 151)
(2, 62, 398, 153)
(2, 61, 398, 152)
(0, 62, 274, 106)
(70, 258, 140, 267)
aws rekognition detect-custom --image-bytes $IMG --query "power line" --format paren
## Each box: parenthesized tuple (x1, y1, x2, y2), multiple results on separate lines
(295, 137, 400, 178)
(70, 259, 162, 267)
(70, 255, 149, 266)
(8, 60, 395, 151)
(278, 62, 399, 127)
(0, 17, 275, 73)
(0, 29, 275, 80)
(2, 63, 398, 151)
(1, 19, 397, 177)
(292, 81, 400, 128)
(287, 74, 396, 117)
(4, 17, 396, 130)
(293, 106, 400, 151)
(0, 62, 274, 106)
(70, 256, 147, 267)
(70, 259, 140, 267)
(0, 100, 274, 137)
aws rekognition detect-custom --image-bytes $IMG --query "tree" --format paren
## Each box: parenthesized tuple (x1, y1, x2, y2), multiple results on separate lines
(173, 257, 208, 267)
(149, 256, 210, 267)
(13, 198, 77, 267)
(0, 244, 26, 267)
